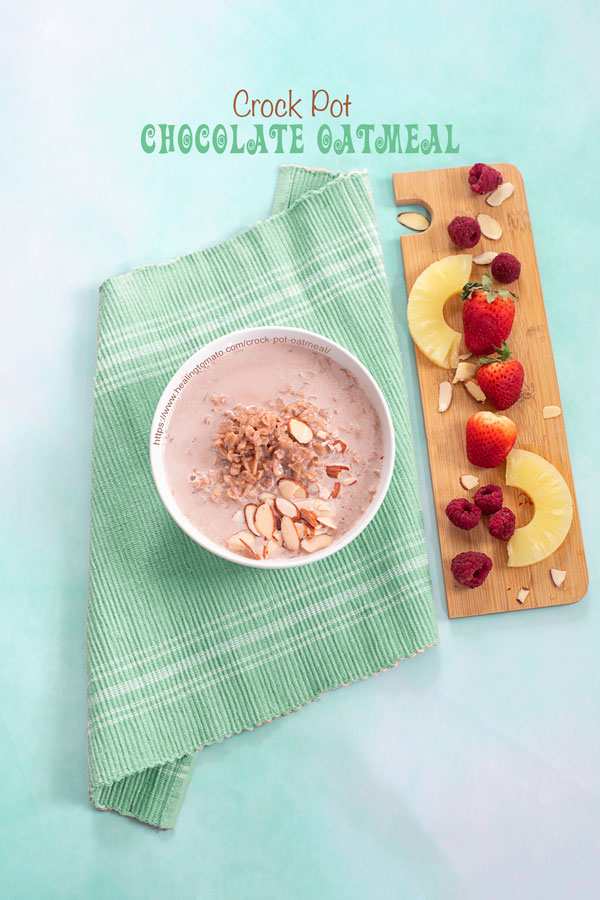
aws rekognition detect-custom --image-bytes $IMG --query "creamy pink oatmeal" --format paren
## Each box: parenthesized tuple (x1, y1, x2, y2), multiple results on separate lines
(163, 340, 383, 560)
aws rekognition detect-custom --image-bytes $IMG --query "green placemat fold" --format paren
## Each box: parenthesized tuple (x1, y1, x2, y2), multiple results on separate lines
(87, 166, 437, 828)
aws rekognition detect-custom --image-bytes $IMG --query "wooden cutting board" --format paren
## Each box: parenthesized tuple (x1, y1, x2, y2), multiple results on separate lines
(393, 164, 588, 618)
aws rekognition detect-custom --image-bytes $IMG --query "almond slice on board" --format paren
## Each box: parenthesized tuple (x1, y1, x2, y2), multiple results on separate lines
(473, 251, 498, 266)
(244, 503, 261, 536)
(550, 568, 567, 587)
(542, 405, 562, 419)
(278, 478, 308, 500)
(288, 417, 313, 444)
(459, 474, 480, 491)
(465, 378, 486, 402)
(274, 497, 300, 520)
(301, 534, 333, 553)
(438, 381, 452, 412)
(477, 213, 502, 240)
(397, 212, 430, 232)
(254, 502, 276, 538)
(453, 362, 478, 384)
(280, 515, 300, 552)
(486, 182, 514, 207)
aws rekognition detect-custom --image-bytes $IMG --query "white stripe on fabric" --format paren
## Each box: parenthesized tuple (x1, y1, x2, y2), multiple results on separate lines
(89, 570, 431, 733)
(89, 551, 427, 708)
(88, 535, 426, 683)
(99, 225, 380, 353)
(98, 243, 383, 374)
(95, 258, 386, 398)
(94, 263, 388, 397)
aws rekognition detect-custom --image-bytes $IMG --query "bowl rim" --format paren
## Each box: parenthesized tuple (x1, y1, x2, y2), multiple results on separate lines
(150, 325, 395, 568)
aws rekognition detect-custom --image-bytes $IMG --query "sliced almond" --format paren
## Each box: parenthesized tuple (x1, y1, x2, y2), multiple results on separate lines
(244, 503, 261, 536)
(550, 568, 567, 587)
(340, 476, 357, 486)
(254, 502, 276, 538)
(240, 538, 262, 560)
(295, 521, 310, 539)
(280, 515, 300, 552)
(453, 362, 478, 383)
(259, 491, 276, 501)
(542, 405, 562, 419)
(295, 497, 315, 510)
(486, 182, 514, 207)
(274, 497, 300, 520)
(459, 474, 480, 491)
(227, 531, 257, 553)
(301, 534, 333, 553)
(459, 352, 473, 360)
(325, 465, 350, 478)
(316, 516, 337, 530)
(516, 588, 530, 604)
(464, 378, 486, 403)
(319, 485, 332, 500)
(232, 509, 244, 523)
(397, 211, 430, 232)
(473, 251, 498, 266)
(331, 482, 341, 499)
(278, 478, 308, 500)
(313, 501, 332, 513)
(438, 380, 452, 412)
(477, 213, 502, 240)
(266, 537, 282, 558)
(331, 439, 347, 454)
(300, 508, 320, 529)
(288, 417, 313, 444)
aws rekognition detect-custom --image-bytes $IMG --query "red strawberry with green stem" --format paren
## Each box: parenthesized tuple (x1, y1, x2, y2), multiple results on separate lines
(476, 342, 524, 410)
(466, 411, 517, 468)
(462, 274, 518, 355)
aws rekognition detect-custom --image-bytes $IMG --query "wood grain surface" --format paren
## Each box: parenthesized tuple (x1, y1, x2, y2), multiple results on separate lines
(393, 164, 588, 618)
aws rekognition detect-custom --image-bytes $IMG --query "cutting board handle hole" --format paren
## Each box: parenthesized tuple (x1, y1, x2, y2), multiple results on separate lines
(396, 204, 432, 234)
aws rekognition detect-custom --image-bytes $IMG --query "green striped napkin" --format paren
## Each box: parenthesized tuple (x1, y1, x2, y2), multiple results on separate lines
(87, 166, 437, 828)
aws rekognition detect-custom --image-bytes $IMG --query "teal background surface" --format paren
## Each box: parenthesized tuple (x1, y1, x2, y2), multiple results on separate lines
(1, 1, 598, 898)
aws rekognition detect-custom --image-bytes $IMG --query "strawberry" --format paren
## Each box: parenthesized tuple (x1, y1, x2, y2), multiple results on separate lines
(476, 342, 524, 410)
(466, 411, 517, 468)
(462, 274, 517, 355)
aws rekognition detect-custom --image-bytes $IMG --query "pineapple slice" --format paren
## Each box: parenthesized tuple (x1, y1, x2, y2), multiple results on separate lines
(407, 254, 472, 368)
(505, 449, 573, 567)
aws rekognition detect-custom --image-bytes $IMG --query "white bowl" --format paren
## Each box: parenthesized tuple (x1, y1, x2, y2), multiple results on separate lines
(150, 326, 395, 568)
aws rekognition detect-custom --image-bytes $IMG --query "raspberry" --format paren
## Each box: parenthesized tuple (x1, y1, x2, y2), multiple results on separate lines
(447, 216, 481, 249)
(473, 484, 503, 514)
(468, 163, 503, 195)
(451, 551, 493, 589)
(445, 498, 481, 530)
(488, 507, 516, 540)
(491, 252, 521, 284)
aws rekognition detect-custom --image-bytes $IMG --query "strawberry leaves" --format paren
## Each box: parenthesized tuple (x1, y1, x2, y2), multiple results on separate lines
(461, 274, 519, 304)
(479, 341, 513, 365)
